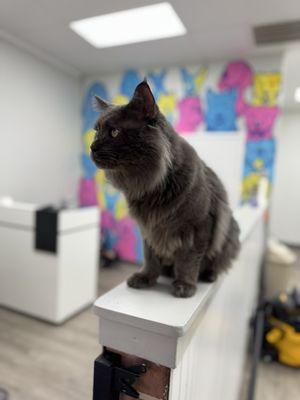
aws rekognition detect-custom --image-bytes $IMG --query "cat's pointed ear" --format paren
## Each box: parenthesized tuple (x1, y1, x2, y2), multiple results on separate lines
(93, 95, 110, 111)
(128, 79, 158, 119)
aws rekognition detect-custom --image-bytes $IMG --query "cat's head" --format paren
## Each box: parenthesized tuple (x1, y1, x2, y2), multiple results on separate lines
(90, 80, 171, 175)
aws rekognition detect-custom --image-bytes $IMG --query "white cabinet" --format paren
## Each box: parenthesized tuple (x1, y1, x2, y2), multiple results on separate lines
(0, 202, 100, 323)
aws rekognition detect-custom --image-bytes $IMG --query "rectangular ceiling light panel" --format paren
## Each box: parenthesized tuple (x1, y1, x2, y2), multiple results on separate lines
(70, 2, 186, 48)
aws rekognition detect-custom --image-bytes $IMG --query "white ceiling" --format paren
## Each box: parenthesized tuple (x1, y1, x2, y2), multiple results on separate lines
(1, 0, 300, 77)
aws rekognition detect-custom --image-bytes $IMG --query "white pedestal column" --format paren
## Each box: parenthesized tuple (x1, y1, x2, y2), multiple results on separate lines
(93, 204, 266, 400)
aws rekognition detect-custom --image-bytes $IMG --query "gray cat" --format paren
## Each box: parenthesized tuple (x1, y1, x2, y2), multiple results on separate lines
(90, 80, 240, 297)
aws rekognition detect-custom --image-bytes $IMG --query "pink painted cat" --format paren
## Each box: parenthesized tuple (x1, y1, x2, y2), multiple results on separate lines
(101, 210, 115, 231)
(78, 178, 98, 206)
(218, 60, 253, 115)
(243, 105, 279, 141)
(175, 96, 203, 133)
(115, 217, 137, 262)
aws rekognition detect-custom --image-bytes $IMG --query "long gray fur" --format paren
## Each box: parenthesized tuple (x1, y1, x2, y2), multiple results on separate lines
(90, 80, 240, 297)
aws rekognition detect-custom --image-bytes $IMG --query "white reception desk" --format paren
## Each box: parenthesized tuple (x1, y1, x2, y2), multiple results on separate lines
(93, 203, 266, 400)
(0, 202, 100, 324)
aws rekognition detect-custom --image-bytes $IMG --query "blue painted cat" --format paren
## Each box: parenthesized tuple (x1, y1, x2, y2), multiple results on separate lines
(147, 70, 167, 99)
(134, 225, 144, 263)
(180, 68, 196, 96)
(205, 89, 238, 131)
(120, 70, 142, 98)
(81, 153, 97, 179)
(82, 82, 108, 133)
(244, 138, 276, 182)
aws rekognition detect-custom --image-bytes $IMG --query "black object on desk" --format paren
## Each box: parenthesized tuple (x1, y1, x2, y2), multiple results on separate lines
(35, 206, 58, 253)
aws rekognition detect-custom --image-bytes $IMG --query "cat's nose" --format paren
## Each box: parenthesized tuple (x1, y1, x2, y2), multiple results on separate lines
(90, 140, 101, 152)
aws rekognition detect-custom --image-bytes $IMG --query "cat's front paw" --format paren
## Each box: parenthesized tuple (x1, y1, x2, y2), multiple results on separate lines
(127, 273, 157, 289)
(172, 280, 196, 298)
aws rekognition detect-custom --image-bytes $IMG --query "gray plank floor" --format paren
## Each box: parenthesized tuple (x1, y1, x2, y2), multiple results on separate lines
(0, 263, 135, 400)
(0, 258, 299, 400)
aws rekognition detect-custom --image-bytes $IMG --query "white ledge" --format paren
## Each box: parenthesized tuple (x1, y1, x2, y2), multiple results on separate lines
(94, 203, 266, 341)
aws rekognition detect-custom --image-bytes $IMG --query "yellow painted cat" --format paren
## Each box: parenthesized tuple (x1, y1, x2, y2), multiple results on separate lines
(83, 129, 96, 154)
(115, 196, 128, 220)
(194, 68, 207, 91)
(241, 173, 271, 203)
(95, 170, 128, 219)
(157, 94, 176, 117)
(112, 94, 129, 106)
(95, 170, 107, 209)
(252, 73, 281, 106)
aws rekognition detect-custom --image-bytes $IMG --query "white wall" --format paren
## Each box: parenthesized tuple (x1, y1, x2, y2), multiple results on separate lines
(184, 133, 245, 209)
(0, 39, 81, 205)
(271, 110, 300, 244)
(279, 46, 300, 111)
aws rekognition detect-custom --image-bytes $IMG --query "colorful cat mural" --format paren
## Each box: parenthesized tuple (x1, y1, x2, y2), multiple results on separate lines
(243, 105, 279, 141)
(120, 69, 142, 98)
(242, 138, 276, 204)
(244, 138, 276, 180)
(82, 82, 109, 133)
(111, 70, 142, 106)
(218, 60, 253, 115)
(205, 89, 237, 131)
(115, 217, 143, 263)
(83, 129, 96, 154)
(81, 153, 97, 179)
(180, 67, 207, 96)
(241, 173, 265, 205)
(175, 96, 203, 133)
(112, 94, 128, 105)
(79, 178, 98, 207)
(80, 63, 281, 263)
(252, 73, 281, 106)
(157, 94, 176, 123)
(147, 70, 176, 122)
(101, 211, 119, 252)
(148, 70, 167, 98)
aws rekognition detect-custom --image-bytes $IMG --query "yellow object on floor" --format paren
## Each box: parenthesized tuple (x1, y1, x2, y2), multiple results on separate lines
(266, 317, 300, 368)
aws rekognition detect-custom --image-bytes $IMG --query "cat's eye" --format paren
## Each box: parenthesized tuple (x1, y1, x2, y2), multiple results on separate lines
(111, 128, 120, 138)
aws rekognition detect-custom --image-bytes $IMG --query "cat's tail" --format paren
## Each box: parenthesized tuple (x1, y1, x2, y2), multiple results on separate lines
(200, 216, 240, 282)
